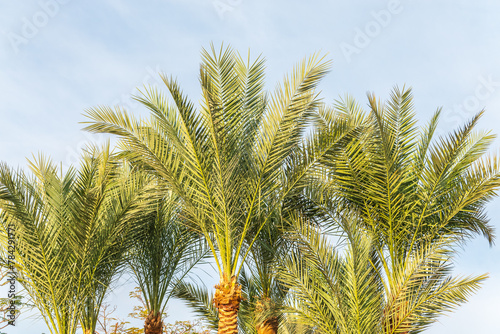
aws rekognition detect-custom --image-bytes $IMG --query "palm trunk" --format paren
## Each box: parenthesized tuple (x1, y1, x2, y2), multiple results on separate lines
(255, 298, 278, 334)
(144, 310, 163, 334)
(82, 330, 93, 334)
(214, 274, 242, 334)
(256, 317, 278, 334)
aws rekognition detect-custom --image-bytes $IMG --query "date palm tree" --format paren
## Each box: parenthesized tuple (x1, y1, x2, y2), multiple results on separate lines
(128, 190, 208, 334)
(173, 220, 291, 334)
(82, 44, 362, 333)
(280, 87, 500, 333)
(0, 157, 84, 334)
(239, 214, 294, 334)
(69, 145, 153, 334)
(0, 145, 151, 334)
(279, 214, 486, 334)
(318, 86, 498, 256)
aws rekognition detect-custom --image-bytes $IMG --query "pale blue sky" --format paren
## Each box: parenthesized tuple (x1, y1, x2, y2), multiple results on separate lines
(1, 0, 500, 333)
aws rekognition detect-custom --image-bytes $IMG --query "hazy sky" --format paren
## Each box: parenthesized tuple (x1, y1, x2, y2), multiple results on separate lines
(1, 0, 500, 333)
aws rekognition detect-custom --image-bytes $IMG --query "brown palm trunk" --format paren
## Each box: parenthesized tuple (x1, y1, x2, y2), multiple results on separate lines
(144, 310, 163, 334)
(255, 298, 278, 334)
(83, 330, 93, 334)
(213, 274, 242, 334)
(256, 317, 278, 334)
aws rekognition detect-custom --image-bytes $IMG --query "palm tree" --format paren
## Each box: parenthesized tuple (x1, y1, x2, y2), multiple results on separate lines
(240, 216, 292, 334)
(317, 86, 498, 257)
(82, 44, 360, 333)
(281, 87, 500, 333)
(278, 214, 486, 334)
(0, 145, 150, 334)
(0, 157, 84, 334)
(173, 221, 291, 334)
(128, 190, 208, 334)
(68, 144, 153, 334)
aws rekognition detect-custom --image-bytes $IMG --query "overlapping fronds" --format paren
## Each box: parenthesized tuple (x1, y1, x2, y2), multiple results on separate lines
(319, 87, 499, 261)
(278, 215, 383, 334)
(173, 281, 219, 332)
(279, 215, 487, 334)
(0, 160, 80, 334)
(82, 44, 342, 282)
(68, 144, 155, 333)
(129, 191, 209, 318)
(0, 145, 153, 334)
(280, 87, 497, 333)
(381, 236, 486, 334)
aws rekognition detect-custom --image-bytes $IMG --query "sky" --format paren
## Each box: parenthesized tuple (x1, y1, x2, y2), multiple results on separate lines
(1, 0, 500, 332)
